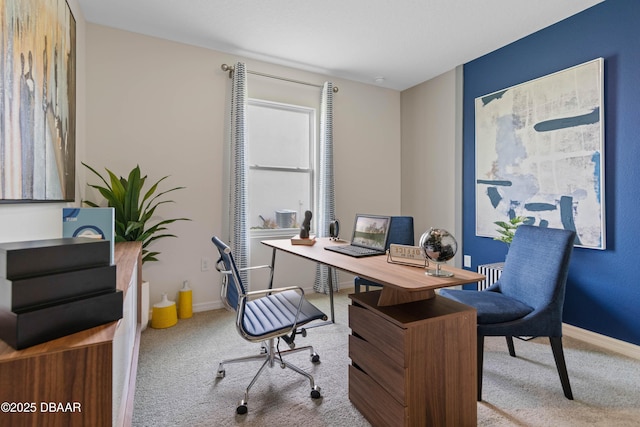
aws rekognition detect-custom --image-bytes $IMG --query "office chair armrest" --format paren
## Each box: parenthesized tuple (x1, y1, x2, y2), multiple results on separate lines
(237, 264, 272, 272)
(216, 264, 272, 275)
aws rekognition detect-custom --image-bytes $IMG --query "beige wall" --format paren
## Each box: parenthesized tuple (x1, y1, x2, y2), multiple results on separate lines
(0, 7, 465, 312)
(400, 67, 463, 266)
(83, 24, 401, 309)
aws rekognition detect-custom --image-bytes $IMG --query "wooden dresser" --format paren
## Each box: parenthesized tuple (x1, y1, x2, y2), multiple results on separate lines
(0, 242, 142, 427)
(348, 290, 477, 427)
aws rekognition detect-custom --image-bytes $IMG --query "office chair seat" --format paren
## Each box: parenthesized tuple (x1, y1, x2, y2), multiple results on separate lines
(243, 290, 327, 338)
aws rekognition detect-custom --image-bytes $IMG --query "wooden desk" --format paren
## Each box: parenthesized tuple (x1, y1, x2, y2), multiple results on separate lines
(262, 238, 483, 426)
(262, 237, 484, 305)
(0, 242, 142, 427)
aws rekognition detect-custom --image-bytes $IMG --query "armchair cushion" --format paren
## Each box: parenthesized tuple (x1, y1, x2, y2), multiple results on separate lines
(439, 288, 533, 324)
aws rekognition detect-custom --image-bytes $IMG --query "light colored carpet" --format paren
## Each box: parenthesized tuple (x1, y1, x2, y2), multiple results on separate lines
(132, 289, 640, 426)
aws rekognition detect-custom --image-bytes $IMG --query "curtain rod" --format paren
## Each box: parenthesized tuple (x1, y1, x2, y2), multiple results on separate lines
(221, 64, 339, 93)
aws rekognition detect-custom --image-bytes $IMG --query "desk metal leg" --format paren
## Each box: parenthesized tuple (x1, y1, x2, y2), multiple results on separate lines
(268, 248, 276, 290)
(327, 267, 335, 323)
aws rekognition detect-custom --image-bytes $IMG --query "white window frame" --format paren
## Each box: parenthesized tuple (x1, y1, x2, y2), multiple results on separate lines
(247, 98, 317, 237)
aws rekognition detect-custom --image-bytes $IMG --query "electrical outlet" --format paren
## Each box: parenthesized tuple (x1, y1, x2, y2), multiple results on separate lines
(201, 257, 211, 271)
(463, 255, 472, 268)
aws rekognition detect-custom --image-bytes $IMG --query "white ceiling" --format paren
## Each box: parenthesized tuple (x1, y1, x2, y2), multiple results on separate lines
(76, 0, 603, 91)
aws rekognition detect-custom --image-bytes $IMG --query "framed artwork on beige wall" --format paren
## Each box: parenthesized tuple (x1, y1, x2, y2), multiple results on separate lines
(1, 0, 76, 202)
(475, 58, 605, 250)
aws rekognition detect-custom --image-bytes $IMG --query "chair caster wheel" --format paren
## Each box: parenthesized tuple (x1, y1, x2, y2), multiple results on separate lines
(216, 369, 225, 379)
(236, 401, 248, 414)
(311, 353, 320, 363)
(311, 385, 322, 399)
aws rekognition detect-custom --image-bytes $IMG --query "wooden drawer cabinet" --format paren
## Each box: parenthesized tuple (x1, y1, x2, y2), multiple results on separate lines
(349, 334, 407, 402)
(349, 290, 477, 427)
(0, 242, 142, 427)
(349, 364, 407, 426)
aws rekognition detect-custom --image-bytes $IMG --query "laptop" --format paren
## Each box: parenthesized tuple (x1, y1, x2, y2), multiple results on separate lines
(325, 214, 391, 258)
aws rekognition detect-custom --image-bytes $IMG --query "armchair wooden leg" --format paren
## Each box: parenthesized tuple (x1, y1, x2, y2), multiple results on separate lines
(550, 337, 573, 400)
(477, 334, 484, 401)
(506, 336, 516, 357)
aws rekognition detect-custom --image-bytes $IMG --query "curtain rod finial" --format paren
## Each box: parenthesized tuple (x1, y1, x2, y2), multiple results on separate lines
(221, 63, 234, 78)
(332, 86, 339, 93)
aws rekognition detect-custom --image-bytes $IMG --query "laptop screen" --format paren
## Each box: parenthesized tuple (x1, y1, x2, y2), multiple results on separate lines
(351, 214, 391, 251)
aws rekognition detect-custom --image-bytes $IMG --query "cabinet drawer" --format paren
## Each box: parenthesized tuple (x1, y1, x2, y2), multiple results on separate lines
(349, 304, 405, 365)
(349, 365, 408, 427)
(349, 334, 406, 404)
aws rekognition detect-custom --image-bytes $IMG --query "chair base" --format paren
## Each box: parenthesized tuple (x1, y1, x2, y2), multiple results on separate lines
(216, 337, 322, 414)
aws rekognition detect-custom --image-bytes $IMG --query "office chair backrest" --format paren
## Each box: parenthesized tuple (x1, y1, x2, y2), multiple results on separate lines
(498, 225, 575, 316)
(212, 236, 245, 311)
(386, 216, 415, 249)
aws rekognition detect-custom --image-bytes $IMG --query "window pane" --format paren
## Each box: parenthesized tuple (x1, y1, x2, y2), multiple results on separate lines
(249, 169, 312, 230)
(247, 103, 311, 169)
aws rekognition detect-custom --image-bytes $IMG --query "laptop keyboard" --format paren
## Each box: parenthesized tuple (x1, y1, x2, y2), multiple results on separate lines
(329, 245, 382, 256)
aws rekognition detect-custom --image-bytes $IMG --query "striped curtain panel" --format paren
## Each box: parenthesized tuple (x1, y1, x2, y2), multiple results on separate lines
(314, 82, 339, 293)
(229, 62, 249, 285)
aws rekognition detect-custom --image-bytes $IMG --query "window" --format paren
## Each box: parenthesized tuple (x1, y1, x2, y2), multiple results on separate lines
(247, 99, 316, 232)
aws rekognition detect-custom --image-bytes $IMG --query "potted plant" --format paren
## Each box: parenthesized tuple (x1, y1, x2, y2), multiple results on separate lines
(82, 162, 190, 264)
(82, 163, 190, 330)
(493, 216, 527, 245)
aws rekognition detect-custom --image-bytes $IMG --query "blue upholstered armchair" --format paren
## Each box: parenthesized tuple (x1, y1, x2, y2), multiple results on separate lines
(354, 216, 414, 292)
(440, 225, 576, 401)
(212, 236, 327, 414)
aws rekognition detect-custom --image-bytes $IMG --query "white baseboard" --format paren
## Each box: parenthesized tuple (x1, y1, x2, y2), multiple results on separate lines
(563, 323, 640, 361)
(193, 301, 225, 312)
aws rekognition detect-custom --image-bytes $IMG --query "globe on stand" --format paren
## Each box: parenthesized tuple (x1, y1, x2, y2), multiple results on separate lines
(419, 228, 458, 277)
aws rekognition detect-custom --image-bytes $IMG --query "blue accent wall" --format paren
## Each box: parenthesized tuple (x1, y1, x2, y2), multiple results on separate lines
(463, 0, 640, 345)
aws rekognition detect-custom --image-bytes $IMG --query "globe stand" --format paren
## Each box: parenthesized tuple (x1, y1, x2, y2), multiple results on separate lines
(420, 228, 458, 278)
(426, 262, 454, 277)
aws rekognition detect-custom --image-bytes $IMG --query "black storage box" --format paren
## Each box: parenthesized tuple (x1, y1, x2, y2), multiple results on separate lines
(1, 265, 117, 312)
(0, 238, 120, 350)
(0, 289, 123, 350)
(0, 238, 111, 280)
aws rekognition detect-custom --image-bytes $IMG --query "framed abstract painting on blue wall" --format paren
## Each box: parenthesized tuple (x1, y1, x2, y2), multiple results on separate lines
(475, 58, 605, 250)
(1, 0, 76, 202)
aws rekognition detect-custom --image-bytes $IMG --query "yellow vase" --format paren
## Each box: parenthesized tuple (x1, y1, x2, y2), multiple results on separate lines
(151, 293, 178, 329)
(178, 281, 193, 319)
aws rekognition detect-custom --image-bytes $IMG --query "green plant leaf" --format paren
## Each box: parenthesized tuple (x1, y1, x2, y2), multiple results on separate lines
(82, 163, 190, 265)
(493, 216, 526, 244)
